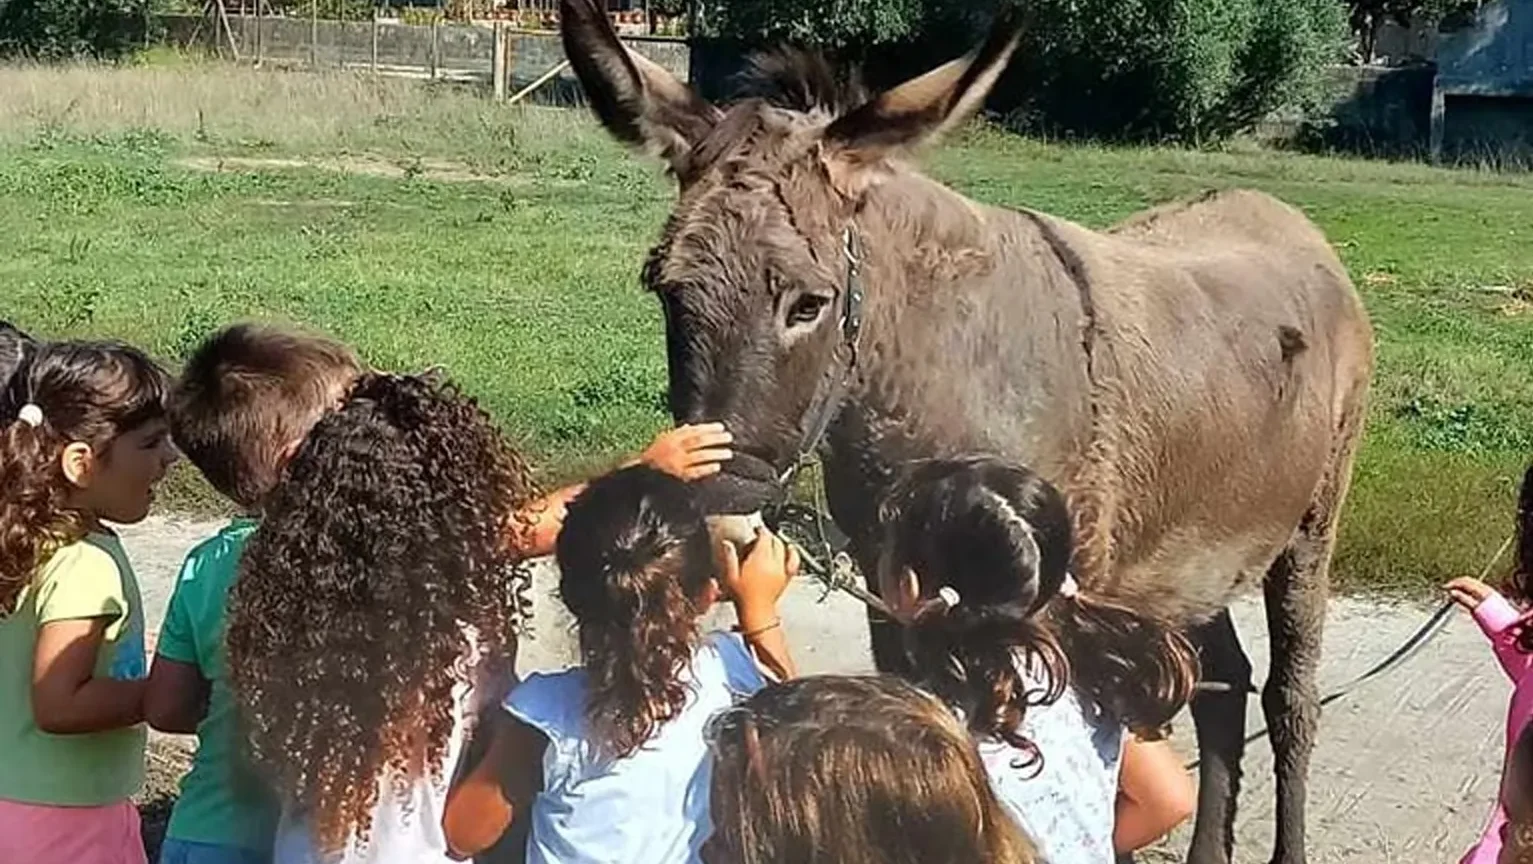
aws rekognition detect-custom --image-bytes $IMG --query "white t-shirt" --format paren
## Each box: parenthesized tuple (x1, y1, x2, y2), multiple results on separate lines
(506, 631, 766, 864)
(272, 642, 511, 864)
(975, 659, 1125, 864)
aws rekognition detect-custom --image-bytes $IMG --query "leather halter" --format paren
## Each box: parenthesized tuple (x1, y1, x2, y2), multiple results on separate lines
(776, 224, 866, 490)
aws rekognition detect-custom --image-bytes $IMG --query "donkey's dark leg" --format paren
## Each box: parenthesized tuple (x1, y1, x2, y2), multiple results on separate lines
(1186, 609, 1253, 864)
(1261, 410, 1362, 864)
(1260, 532, 1325, 864)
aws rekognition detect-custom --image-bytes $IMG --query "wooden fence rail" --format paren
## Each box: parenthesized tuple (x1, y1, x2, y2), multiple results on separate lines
(158, 13, 690, 104)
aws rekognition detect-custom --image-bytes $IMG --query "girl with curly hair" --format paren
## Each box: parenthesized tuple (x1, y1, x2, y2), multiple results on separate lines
(877, 457, 1198, 863)
(226, 371, 529, 864)
(0, 333, 176, 864)
(441, 464, 799, 863)
(1446, 465, 1533, 864)
(705, 675, 1037, 864)
(226, 370, 735, 864)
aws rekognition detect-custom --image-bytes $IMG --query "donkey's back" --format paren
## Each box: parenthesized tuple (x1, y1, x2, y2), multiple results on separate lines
(993, 188, 1373, 622)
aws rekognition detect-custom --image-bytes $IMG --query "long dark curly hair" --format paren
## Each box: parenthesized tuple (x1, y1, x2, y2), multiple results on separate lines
(556, 465, 716, 760)
(880, 457, 1198, 767)
(1, 334, 168, 615)
(226, 372, 540, 853)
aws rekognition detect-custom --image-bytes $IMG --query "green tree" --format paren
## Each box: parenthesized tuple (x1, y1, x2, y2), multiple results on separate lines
(698, 0, 924, 49)
(270, 0, 374, 21)
(698, 0, 1345, 141)
(0, 0, 148, 58)
(930, 0, 1349, 140)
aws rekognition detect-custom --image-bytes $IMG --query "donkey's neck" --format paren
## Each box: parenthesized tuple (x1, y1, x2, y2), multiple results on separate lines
(860, 169, 996, 271)
(830, 167, 1095, 492)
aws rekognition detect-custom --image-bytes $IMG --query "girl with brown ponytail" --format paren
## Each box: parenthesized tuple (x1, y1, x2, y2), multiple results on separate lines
(878, 456, 1198, 863)
(0, 329, 176, 864)
(442, 464, 799, 864)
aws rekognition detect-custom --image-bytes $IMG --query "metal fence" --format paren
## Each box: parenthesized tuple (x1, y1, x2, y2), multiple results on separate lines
(159, 13, 690, 101)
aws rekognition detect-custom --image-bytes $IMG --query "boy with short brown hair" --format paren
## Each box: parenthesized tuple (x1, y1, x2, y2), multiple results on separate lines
(168, 323, 363, 511)
(145, 323, 364, 864)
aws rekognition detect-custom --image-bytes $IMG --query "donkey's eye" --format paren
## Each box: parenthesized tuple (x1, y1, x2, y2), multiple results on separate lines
(785, 294, 830, 327)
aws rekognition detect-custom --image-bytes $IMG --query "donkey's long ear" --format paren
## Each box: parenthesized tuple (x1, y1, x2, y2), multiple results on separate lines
(820, 10, 1023, 197)
(561, 0, 720, 173)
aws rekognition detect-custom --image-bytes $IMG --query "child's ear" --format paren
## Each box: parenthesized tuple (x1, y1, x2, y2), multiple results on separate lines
(875, 548, 921, 612)
(60, 442, 95, 489)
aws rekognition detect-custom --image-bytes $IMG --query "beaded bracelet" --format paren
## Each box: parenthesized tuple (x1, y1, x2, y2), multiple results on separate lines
(737, 618, 782, 640)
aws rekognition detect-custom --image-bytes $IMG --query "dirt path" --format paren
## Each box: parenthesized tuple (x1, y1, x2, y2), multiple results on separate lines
(120, 516, 1504, 863)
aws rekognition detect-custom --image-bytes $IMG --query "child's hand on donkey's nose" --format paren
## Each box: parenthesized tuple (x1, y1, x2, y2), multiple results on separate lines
(638, 423, 734, 481)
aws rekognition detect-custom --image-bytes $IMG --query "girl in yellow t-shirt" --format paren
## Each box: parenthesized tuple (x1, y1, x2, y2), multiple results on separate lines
(0, 330, 177, 864)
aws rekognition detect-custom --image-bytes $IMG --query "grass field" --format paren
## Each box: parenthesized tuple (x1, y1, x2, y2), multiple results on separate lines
(2, 61, 1529, 594)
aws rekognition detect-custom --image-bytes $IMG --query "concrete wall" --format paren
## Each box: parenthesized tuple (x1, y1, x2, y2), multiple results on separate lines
(1294, 64, 1438, 156)
(1432, 0, 1533, 157)
(1437, 0, 1533, 96)
(1372, 16, 1439, 66)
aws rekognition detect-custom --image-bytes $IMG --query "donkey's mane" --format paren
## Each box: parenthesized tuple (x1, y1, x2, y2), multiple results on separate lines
(735, 48, 868, 115)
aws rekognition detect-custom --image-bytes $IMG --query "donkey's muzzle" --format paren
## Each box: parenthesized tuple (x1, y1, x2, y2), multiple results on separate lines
(694, 450, 781, 516)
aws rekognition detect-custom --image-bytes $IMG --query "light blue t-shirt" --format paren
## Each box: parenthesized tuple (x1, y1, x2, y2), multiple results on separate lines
(505, 631, 766, 864)
(976, 660, 1125, 864)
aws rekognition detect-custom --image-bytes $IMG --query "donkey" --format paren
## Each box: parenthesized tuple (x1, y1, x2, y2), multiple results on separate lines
(559, 3, 1373, 862)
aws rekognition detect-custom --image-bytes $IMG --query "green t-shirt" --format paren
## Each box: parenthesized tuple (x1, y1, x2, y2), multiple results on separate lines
(155, 518, 280, 852)
(0, 532, 148, 806)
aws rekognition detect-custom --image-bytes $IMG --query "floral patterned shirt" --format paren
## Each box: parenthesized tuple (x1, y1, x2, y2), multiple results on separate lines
(975, 663, 1125, 864)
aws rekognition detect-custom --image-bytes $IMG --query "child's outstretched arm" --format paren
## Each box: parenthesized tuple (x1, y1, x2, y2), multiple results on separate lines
(32, 618, 146, 734)
(144, 657, 209, 735)
(1113, 735, 1197, 854)
(720, 527, 799, 682)
(508, 423, 734, 558)
(1447, 577, 1533, 681)
(442, 711, 547, 860)
(145, 569, 212, 734)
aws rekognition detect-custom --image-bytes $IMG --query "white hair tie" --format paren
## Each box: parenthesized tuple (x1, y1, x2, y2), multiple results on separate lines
(1058, 573, 1081, 599)
(937, 586, 961, 609)
(17, 404, 43, 428)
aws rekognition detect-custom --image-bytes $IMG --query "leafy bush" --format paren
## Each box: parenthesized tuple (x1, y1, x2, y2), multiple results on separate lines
(704, 0, 1347, 142)
(973, 0, 1349, 142)
(0, 0, 149, 59)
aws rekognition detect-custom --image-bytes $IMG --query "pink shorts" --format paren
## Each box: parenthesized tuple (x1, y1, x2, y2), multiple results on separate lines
(0, 797, 146, 864)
